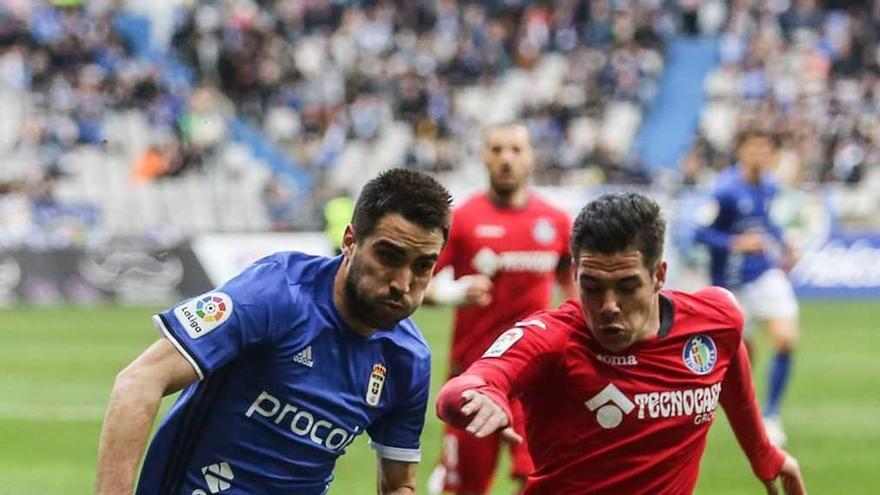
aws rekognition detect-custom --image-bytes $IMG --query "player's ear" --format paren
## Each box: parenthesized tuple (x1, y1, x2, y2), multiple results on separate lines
(341, 224, 356, 257)
(653, 261, 667, 292)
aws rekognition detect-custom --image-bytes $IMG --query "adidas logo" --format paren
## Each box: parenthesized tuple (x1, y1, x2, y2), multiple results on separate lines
(293, 346, 314, 368)
(201, 461, 234, 493)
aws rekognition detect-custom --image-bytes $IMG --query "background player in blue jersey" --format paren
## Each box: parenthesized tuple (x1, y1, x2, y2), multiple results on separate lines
(96, 169, 452, 495)
(694, 129, 799, 446)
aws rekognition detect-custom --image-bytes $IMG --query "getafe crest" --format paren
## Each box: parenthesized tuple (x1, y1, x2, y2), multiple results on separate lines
(532, 217, 557, 245)
(682, 335, 717, 375)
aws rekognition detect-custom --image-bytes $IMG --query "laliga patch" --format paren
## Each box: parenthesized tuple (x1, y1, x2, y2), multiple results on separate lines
(174, 292, 233, 339)
(483, 328, 524, 357)
(366, 364, 386, 407)
(682, 335, 718, 375)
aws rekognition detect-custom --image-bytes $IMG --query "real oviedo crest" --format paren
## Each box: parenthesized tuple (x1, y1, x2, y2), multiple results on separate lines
(682, 335, 717, 375)
(366, 364, 387, 407)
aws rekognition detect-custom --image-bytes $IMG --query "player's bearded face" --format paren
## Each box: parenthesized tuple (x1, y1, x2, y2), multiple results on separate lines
(576, 250, 666, 353)
(483, 126, 534, 196)
(343, 214, 444, 329)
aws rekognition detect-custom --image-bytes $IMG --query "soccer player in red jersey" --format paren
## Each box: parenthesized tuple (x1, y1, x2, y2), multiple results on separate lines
(436, 193, 806, 495)
(427, 123, 577, 495)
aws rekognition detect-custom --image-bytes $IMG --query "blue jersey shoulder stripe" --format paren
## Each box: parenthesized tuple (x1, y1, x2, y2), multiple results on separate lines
(157, 369, 230, 494)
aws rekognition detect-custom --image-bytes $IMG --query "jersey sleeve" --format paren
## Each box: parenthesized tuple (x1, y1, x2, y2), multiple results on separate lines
(152, 260, 299, 379)
(368, 349, 432, 462)
(694, 189, 735, 250)
(436, 317, 563, 431)
(693, 286, 746, 333)
(720, 342, 786, 481)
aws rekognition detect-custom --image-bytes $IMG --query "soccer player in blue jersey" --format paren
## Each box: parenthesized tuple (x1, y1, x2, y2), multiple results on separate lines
(96, 169, 452, 495)
(694, 129, 799, 446)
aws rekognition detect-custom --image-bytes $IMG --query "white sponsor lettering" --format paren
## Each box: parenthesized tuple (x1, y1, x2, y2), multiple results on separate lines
(595, 354, 638, 366)
(471, 247, 560, 277)
(246, 391, 357, 451)
(589, 382, 723, 429)
(633, 383, 722, 423)
(475, 225, 506, 238)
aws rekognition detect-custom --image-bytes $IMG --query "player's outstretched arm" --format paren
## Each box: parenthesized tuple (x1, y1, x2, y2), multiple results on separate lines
(95, 338, 199, 495)
(424, 266, 493, 307)
(377, 458, 417, 495)
(436, 374, 514, 437)
(435, 372, 525, 444)
(720, 342, 805, 494)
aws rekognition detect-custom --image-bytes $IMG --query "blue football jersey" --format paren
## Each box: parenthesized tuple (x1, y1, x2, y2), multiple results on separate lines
(137, 252, 432, 495)
(694, 167, 785, 288)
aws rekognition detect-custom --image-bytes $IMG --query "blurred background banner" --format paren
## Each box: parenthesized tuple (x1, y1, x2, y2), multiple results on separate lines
(0, 242, 211, 306)
(191, 232, 333, 285)
(790, 231, 880, 298)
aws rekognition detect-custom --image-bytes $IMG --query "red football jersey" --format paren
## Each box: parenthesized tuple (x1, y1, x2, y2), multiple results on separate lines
(435, 192, 571, 374)
(437, 288, 785, 494)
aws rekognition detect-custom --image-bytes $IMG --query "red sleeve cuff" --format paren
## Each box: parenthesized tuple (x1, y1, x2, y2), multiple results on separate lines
(752, 445, 786, 481)
(436, 374, 513, 430)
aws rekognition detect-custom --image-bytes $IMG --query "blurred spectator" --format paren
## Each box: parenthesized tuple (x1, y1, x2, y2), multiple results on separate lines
(690, 0, 880, 191)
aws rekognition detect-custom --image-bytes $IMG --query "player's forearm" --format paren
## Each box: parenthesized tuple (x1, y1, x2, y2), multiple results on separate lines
(694, 227, 733, 249)
(436, 374, 513, 429)
(720, 344, 785, 481)
(95, 370, 165, 494)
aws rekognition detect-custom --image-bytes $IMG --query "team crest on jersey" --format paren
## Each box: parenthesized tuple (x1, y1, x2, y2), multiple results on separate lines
(483, 327, 524, 357)
(366, 364, 386, 407)
(174, 292, 233, 339)
(682, 335, 717, 375)
(531, 218, 557, 245)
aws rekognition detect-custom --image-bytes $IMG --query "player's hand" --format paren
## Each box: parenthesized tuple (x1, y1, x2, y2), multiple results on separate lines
(459, 390, 518, 441)
(763, 453, 806, 495)
(732, 232, 766, 253)
(461, 275, 493, 307)
(499, 426, 523, 445)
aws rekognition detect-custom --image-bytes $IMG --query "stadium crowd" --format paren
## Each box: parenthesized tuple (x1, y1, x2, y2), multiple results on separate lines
(170, 0, 670, 180)
(1, 0, 879, 244)
(1, 0, 673, 245)
(688, 0, 880, 189)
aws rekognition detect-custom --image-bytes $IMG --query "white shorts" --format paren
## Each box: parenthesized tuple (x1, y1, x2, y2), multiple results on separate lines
(736, 269, 799, 326)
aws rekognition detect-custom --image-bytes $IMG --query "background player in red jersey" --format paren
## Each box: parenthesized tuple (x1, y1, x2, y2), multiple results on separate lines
(436, 193, 806, 495)
(426, 122, 577, 495)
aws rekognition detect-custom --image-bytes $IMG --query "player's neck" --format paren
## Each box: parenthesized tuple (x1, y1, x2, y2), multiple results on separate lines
(636, 296, 662, 343)
(487, 188, 529, 209)
(740, 165, 761, 185)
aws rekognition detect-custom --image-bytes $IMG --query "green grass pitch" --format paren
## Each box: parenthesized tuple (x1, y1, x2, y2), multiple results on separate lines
(1, 301, 878, 494)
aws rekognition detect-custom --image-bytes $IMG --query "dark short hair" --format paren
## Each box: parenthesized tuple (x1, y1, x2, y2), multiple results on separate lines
(352, 168, 452, 241)
(571, 192, 666, 269)
(736, 128, 778, 150)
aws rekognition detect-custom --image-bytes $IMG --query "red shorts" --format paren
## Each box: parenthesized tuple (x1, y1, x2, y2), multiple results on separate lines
(429, 400, 534, 494)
